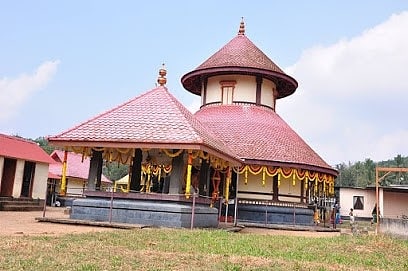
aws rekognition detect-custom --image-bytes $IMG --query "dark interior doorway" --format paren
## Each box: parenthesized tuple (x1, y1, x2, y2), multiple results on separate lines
(21, 161, 35, 197)
(0, 158, 17, 197)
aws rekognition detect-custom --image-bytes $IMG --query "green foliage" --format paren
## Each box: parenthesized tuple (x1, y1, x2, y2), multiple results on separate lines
(102, 161, 129, 181)
(336, 155, 408, 188)
(33, 136, 57, 154)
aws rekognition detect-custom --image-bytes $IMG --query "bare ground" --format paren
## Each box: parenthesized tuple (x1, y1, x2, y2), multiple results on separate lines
(0, 207, 118, 236)
(0, 207, 345, 237)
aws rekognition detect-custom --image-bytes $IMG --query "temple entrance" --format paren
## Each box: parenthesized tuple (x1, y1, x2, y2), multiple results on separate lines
(0, 158, 17, 197)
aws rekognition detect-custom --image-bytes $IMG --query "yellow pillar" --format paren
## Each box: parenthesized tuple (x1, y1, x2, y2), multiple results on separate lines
(185, 151, 193, 199)
(262, 166, 266, 186)
(224, 167, 231, 202)
(60, 150, 68, 196)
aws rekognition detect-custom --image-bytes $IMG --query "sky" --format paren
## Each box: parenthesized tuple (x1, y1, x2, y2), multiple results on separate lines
(1, 1, 407, 166)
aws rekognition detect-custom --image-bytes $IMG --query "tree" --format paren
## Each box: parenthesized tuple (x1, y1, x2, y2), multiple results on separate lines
(364, 158, 375, 185)
(103, 161, 129, 181)
(33, 137, 56, 154)
(335, 155, 408, 188)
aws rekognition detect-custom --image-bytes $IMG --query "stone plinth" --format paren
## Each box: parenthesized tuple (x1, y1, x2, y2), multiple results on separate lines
(230, 203, 314, 226)
(70, 192, 218, 228)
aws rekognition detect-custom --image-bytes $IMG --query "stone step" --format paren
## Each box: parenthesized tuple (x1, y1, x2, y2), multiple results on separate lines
(0, 200, 41, 206)
(0, 197, 40, 201)
(0, 205, 43, 211)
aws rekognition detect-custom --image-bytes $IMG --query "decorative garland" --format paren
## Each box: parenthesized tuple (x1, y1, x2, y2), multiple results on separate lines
(162, 149, 184, 158)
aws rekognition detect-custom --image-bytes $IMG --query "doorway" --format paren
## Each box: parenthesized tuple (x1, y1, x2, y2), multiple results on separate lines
(0, 158, 17, 197)
(21, 161, 35, 197)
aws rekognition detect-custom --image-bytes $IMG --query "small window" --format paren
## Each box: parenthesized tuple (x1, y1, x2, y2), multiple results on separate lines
(219, 80, 236, 105)
(353, 196, 364, 210)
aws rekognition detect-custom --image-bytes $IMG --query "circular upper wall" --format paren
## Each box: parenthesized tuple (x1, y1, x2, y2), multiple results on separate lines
(181, 21, 298, 99)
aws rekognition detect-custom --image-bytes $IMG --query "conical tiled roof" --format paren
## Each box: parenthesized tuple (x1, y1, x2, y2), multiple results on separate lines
(195, 104, 337, 175)
(181, 22, 297, 98)
(48, 86, 241, 165)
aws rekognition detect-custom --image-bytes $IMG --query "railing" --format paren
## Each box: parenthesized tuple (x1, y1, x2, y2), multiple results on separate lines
(238, 198, 309, 209)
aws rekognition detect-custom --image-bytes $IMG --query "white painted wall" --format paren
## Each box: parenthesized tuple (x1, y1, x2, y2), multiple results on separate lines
(61, 177, 86, 196)
(279, 176, 302, 203)
(383, 191, 408, 219)
(237, 172, 273, 200)
(236, 172, 303, 202)
(31, 163, 48, 199)
(12, 160, 24, 198)
(0, 157, 4, 191)
(205, 75, 256, 104)
(260, 79, 276, 108)
(339, 187, 377, 218)
(204, 75, 278, 109)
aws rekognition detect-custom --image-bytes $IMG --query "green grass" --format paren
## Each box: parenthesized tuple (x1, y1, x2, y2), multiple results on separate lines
(0, 228, 407, 271)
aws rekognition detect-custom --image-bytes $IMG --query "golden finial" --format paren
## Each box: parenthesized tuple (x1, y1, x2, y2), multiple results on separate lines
(238, 17, 245, 36)
(157, 63, 167, 86)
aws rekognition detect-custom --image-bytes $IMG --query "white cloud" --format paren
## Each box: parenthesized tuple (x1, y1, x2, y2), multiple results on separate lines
(186, 96, 201, 114)
(0, 60, 60, 121)
(279, 11, 408, 165)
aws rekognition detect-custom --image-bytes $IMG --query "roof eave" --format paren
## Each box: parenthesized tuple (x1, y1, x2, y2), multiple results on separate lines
(242, 158, 338, 177)
(181, 66, 298, 98)
(48, 139, 242, 166)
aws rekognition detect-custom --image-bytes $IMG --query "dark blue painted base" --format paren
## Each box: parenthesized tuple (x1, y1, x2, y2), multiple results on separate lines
(230, 204, 314, 226)
(70, 197, 219, 228)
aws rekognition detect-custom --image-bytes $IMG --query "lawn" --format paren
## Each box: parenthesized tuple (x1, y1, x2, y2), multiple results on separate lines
(0, 228, 407, 271)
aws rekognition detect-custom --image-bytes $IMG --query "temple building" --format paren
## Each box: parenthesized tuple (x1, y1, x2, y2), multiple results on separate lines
(48, 20, 337, 227)
(182, 20, 338, 224)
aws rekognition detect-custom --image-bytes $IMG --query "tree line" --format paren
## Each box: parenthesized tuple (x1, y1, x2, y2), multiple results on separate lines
(335, 155, 408, 187)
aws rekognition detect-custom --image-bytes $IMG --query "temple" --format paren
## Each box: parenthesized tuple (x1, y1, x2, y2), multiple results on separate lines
(182, 19, 338, 225)
(48, 20, 337, 228)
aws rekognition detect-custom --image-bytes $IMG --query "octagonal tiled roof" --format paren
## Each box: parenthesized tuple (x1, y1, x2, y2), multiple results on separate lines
(194, 104, 337, 175)
(181, 21, 298, 98)
(48, 86, 241, 165)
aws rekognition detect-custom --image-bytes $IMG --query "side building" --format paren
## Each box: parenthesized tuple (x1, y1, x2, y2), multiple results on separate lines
(0, 134, 54, 211)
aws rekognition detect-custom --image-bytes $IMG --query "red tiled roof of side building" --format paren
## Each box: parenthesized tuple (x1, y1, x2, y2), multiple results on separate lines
(48, 86, 241, 165)
(194, 104, 337, 176)
(48, 172, 60, 179)
(181, 32, 298, 98)
(0, 133, 54, 164)
(49, 150, 111, 183)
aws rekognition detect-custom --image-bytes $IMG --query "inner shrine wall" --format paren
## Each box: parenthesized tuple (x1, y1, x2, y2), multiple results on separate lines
(237, 173, 273, 200)
(236, 173, 302, 202)
(278, 177, 302, 203)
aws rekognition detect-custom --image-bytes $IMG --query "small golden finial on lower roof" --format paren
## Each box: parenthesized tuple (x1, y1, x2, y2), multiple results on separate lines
(157, 63, 167, 86)
(238, 17, 245, 36)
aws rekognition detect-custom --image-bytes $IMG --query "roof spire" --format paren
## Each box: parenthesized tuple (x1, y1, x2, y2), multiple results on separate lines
(157, 63, 167, 86)
(238, 17, 245, 36)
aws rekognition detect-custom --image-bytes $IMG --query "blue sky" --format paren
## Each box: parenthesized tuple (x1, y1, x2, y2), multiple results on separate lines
(1, 1, 407, 165)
